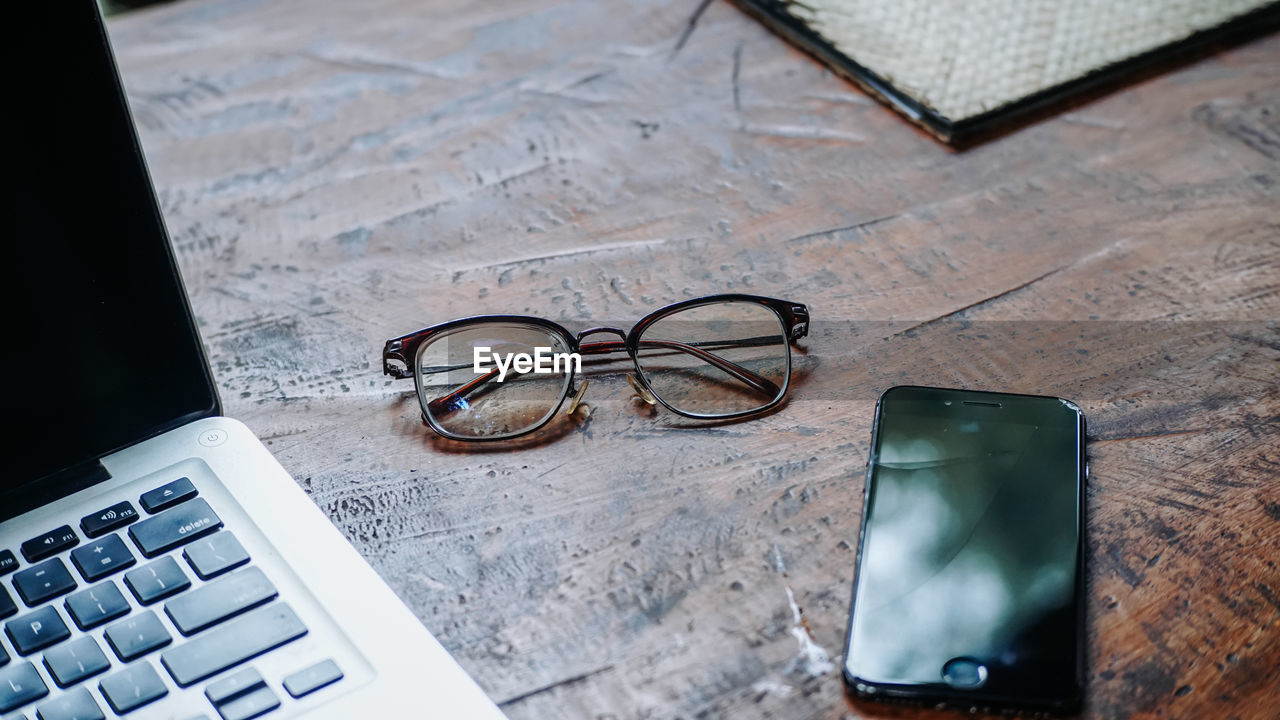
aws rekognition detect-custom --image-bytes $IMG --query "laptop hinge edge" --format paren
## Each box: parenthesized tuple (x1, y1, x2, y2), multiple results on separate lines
(0, 459, 112, 524)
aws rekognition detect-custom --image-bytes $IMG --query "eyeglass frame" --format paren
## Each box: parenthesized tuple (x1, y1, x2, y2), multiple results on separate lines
(382, 293, 810, 441)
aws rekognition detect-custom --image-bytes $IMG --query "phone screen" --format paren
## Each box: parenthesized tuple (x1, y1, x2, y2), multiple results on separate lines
(845, 386, 1084, 711)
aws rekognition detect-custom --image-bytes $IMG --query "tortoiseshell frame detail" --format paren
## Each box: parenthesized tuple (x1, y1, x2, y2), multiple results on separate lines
(382, 294, 810, 441)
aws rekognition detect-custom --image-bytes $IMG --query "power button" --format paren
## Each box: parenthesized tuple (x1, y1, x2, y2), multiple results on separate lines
(198, 428, 228, 447)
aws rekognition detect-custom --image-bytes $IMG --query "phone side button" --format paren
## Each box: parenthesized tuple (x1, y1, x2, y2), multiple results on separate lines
(941, 657, 988, 689)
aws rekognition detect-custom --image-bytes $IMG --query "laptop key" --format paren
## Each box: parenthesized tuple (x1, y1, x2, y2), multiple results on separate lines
(0, 640, 7, 667)
(204, 667, 264, 706)
(215, 685, 278, 720)
(0, 550, 17, 577)
(124, 557, 190, 605)
(104, 610, 171, 662)
(5, 607, 70, 656)
(79, 502, 138, 540)
(42, 636, 111, 688)
(12, 560, 77, 607)
(0, 662, 47, 713)
(98, 662, 167, 715)
(63, 582, 130, 631)
(0, 586, 15, 621)
(283, 659, 343, 699)
(32, 686, 103, 720)
(139, 478, 198, 514)
(161, 603, 307, 687)
(69, 536, 135, 584)
(183, 532, 249, 580)
(165, 567, 276, 636)
(19, 528, 78, 565)
(128, 499, 222, 558)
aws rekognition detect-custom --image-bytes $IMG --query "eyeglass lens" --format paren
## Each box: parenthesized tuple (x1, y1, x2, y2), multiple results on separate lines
(415, 323, 574, 439)
(634, 301, 789, 417)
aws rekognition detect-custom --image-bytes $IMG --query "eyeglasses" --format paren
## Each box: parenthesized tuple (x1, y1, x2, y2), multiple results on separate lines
(382, 294, 809, 441)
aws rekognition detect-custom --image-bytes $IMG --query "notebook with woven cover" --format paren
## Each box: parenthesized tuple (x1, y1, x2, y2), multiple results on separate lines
(732, 0, 1280, 144)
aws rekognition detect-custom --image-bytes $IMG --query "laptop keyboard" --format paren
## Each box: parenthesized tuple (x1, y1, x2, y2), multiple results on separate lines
(0, 477, 345, 720)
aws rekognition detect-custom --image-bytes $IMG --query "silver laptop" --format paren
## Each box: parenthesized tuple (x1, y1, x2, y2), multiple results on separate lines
(1, 3, 506, 719)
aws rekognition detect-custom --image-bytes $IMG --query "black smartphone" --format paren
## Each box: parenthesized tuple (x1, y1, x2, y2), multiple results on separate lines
(843, 386, 1087, 715)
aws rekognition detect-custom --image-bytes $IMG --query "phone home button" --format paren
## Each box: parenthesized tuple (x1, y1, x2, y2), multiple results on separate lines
(941, 657, 988, 689)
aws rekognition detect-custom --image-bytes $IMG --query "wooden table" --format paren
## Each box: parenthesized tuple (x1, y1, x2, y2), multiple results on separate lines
(107, 1, 1279, 717)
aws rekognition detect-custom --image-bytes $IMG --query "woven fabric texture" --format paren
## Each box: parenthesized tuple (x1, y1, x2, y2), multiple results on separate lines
(784, 0, 1272, 122)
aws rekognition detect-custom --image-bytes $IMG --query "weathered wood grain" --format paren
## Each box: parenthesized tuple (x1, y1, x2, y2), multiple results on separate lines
(106, 0, 1278, 718)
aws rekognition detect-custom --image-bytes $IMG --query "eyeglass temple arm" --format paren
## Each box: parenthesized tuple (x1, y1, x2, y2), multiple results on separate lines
(412, 336, 778, 376)
(422, 367, 503, 414)
(581, 339, 781, 397)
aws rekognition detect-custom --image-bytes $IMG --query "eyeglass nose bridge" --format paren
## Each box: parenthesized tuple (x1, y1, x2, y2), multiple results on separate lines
(576, 326, 627, 344)
(564, 326, 629, 416)
(572, 325, 665, 410)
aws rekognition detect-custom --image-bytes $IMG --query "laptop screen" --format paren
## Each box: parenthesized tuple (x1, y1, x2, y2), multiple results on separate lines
(7, 2, 220, 511)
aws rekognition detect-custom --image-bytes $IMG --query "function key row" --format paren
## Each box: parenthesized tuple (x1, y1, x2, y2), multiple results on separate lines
(139, 477, 198, 514)
(2, 476, 198, 572)
(2, 497, 220, 611)
(79, 501, 137, 539)
(0, 549, 17, 577)
(19, 526, 78, 564)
